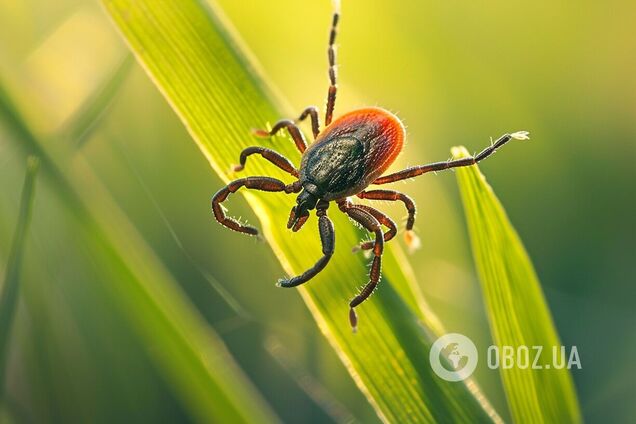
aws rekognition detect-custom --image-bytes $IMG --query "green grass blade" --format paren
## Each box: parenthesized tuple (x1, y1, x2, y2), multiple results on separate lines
(0, 80, 277, 423)
(0, 156, 39, 396)
(64, 53, 134, 147)
(452, 146, 582, 423)
(102, 0, 503, 421)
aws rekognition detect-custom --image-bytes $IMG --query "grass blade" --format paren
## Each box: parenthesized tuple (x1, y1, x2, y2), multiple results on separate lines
(0, 156, 39, 396)
(0, 79, 278, 423)
(64, 53, 134, 147)
(452, 146, 582, 423)
(102, 0, 503, 421)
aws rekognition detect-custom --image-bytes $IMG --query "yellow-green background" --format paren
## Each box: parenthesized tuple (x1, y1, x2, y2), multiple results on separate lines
(0, 0, 634, 422)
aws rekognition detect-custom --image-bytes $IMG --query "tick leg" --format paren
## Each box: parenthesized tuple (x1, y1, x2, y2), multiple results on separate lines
(212, 177, 300, 236)
(339, 202, 384, 331)
(350, 205, 397, 252)
(232, 146, 298, 177)
(297, 106, 320, 139)
(373, 131, 530, 185)
(252, 119, 308, 153)
(278, 201, 335, 287)
(324, 6, 340, 126)
(357, 190, 420, 251)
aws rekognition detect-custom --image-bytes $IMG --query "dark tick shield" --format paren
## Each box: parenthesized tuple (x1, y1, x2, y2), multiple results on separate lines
(211, 2, 529, 331)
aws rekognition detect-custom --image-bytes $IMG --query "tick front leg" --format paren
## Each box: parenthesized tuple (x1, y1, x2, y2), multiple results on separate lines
(252, 119, 308, 153)
(212, 177, 300, 236)
(339, 202, 384, 332)
(277, 201, 335, 287)
(357, 190, 420, 251)
(232, 146, 298, 177)
(373, 131, 530, 185)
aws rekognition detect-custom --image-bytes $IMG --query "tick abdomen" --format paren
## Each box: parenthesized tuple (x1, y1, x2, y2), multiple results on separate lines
(299, 107, 405, 200)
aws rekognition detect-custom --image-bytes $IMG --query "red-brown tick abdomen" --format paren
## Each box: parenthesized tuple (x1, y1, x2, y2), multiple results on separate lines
(299, 107, 405, 200)
(320, 107, 405, 175)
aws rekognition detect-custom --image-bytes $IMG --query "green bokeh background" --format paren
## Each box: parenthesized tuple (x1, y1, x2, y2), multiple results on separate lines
(0, 0, 634, 422)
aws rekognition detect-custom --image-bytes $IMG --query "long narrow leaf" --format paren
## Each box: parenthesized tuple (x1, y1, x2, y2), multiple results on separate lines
(65, 53, 134, 147)
(0, 156, 39, 396)
(102, 0, 503, 421)
(0, 81, 278, 423)
(452, 146, 582, 423)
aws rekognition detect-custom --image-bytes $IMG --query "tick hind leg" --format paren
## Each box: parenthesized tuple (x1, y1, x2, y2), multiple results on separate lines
(339, 201, 384, 332)
(212, 177, 301, 236)
(357, 190, 420, 252)
(277, 200, 334, 288)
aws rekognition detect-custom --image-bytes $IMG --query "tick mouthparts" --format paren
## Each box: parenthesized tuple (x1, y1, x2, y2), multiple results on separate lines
(287, 216, 300, 230)
(287, 206, 299, 229)
(287, 206, 308, 231)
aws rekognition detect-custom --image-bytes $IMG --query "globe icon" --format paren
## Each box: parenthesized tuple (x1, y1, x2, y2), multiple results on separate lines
(439, 342, 469, 372)
(430, 333, 478, 381)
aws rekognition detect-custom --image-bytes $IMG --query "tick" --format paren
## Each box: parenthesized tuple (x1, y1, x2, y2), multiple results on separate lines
(212, 1, 529, 331)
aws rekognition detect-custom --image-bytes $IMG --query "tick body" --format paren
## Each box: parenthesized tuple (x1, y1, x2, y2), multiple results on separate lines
(299, 108, 404, 203)
(212, 1, 529, 331)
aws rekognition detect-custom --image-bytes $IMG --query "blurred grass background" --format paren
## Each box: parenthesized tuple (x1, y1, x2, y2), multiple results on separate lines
(0, 0, 634, 423)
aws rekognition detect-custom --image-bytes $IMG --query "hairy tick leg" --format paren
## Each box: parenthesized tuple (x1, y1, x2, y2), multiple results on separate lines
(212, 177, 298, 236)
(373, 132, 530, 185)
(278, 202, 335, 287)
